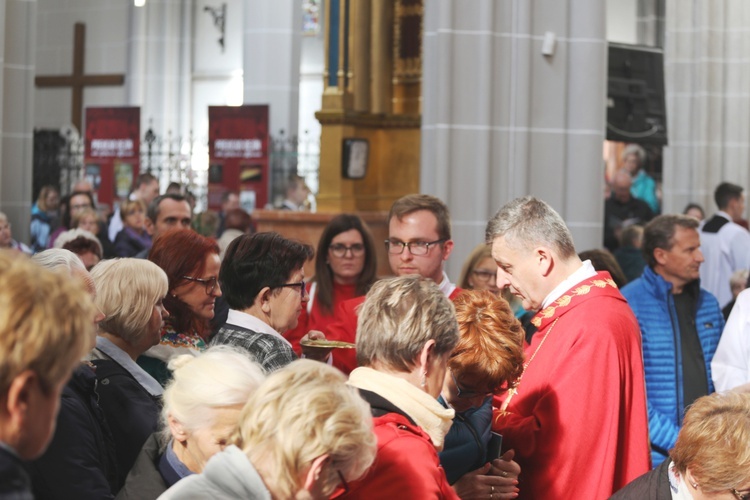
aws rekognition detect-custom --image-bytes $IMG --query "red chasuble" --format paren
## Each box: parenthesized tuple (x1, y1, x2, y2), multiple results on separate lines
(326, 287, 464, 375)
(492, 272, 651, 500)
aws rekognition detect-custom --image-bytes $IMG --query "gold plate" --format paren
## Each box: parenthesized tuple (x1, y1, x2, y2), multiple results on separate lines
(300, 339, 356, 349)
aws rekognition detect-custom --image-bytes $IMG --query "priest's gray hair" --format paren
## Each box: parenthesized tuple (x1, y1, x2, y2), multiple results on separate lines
(356, 275, 459, 371)
(485, 196, 576, 259)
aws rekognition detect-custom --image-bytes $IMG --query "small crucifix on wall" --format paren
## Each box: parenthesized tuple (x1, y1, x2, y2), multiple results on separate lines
(35, 23, 126, 133)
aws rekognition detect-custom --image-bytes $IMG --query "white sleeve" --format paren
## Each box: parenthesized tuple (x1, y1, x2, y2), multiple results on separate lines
(712, 288, 750, 391)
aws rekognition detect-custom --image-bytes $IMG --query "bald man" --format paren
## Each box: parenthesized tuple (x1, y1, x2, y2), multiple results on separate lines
(604, 168, 655, 251)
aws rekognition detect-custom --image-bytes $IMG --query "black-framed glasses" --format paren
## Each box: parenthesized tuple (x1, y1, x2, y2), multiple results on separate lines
(732, 488, 750, 500)
(337, 470, 350, 495)
(275, 280, 307, 298)
(385, 239, 446, 256)
(450, 371, 492, 399)
(329, 243, 365, 258)
(181, 275, 218, 295)
(472, 269, 497, 283)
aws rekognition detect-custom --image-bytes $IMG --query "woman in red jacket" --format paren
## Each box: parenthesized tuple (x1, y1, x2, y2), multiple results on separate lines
(336, 276, 460, 499)
(283, 214, 377, 357)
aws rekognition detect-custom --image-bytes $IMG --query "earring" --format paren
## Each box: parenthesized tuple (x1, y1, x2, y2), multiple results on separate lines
(691, 482, 698, 490)
(420, 372, 426, 387)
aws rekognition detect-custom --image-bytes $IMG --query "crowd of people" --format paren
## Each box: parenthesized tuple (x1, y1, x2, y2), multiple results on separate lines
(2, 152, 750, 499)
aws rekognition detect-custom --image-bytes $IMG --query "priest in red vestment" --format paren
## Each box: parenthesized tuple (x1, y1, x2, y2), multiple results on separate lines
(486, 196, 651, 500)
(325, 194, 462, 374)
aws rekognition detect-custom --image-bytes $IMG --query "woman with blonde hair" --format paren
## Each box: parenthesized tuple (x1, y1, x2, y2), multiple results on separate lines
(160, 359, 376, 499)
(88, 258, 170, 486)
(117, 346, 265, 499)
(612, 391, 750, 499)
(440, 290, 524, 499)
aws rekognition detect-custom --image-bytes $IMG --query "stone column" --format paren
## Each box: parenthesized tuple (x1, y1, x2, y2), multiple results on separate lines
(243, 0, 302, 136)
(422, 0, 608, 278)
(0, 0, 37, 244)
(127, 0, 192, 139)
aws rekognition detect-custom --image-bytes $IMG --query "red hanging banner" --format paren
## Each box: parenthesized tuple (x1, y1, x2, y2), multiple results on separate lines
(207, 105, 270, 212)
(84, 107, 141, 212)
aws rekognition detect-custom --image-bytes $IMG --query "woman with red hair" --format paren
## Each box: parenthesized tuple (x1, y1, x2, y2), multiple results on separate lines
(138, 229, 223, 385)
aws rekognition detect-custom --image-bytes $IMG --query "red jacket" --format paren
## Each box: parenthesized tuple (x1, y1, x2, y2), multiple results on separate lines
(336, 409, 458, 499)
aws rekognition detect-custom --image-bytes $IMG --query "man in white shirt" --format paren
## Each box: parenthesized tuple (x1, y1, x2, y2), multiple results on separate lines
(699, 182, 750, 307)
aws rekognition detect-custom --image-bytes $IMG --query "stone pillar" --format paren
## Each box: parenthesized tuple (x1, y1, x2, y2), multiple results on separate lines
(243, 0, 302, 136)
(421, 0, 608, 279)
(0, 0, 37, 244)
(127, 0, 192, 139)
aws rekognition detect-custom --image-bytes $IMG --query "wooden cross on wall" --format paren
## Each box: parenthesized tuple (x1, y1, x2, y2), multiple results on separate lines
(35, 23, 125, 133)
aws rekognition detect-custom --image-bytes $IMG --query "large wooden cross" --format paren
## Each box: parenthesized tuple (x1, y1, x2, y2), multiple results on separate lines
(35, 23, 125, 133)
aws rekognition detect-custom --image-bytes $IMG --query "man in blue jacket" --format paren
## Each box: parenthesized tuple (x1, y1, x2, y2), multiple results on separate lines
(621, 214, 724, 466)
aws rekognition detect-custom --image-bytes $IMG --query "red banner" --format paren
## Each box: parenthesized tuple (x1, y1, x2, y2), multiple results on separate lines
(208, 105, 269, 211)
(84, 107, 140, 211)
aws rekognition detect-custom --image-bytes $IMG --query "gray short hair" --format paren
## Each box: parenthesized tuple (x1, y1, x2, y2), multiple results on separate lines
(485, 196, 576, 259)
(31, 248, 86, 275)
(356, 276, 459, 371)
(90, 258, 168, 345)
(643, 215, 699, 268)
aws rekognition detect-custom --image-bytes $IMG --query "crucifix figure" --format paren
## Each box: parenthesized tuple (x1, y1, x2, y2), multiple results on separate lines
(35, 23, 125, 133)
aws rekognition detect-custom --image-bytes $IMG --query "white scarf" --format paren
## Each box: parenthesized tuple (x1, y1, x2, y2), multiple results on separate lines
(348, 367, 455, 451)
(668, 461, 696, 500)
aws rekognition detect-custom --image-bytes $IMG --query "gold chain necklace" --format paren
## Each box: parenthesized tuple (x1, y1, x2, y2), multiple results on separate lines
(500, 317, 560, 414)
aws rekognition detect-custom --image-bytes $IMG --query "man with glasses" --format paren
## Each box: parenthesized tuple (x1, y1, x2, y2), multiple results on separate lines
(325, 194, 462, 373)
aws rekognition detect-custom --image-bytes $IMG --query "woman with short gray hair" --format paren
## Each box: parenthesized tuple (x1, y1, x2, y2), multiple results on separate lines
(88, 258, 170, 486)
(341, 275, 460, 499)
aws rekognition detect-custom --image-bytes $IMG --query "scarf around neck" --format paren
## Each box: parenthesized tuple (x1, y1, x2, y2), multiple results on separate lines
(348, 366, 455, 450)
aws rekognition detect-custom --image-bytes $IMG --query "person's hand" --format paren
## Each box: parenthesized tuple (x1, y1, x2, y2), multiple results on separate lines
(451, 457, 519, 500)
(489, 449, 521, 481)
(299, 330, 333, 362)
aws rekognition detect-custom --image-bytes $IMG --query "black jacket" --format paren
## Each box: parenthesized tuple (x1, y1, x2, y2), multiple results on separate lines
(609, 460, 671, 499)
(91, 359, 162, 489)
(28, 363, 119, 499)
(0, 446, 33, 500)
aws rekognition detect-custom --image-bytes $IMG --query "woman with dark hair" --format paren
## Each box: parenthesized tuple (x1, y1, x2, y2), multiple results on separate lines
(139, 228, 223, 385)
(284, 214, 378, 360)
(212, 232, 330, 372)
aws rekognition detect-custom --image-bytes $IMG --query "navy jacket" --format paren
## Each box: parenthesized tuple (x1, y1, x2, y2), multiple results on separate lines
(0, 445, 33, 500)
(28, 363, 119, 499)
(621, 266, 723, 465)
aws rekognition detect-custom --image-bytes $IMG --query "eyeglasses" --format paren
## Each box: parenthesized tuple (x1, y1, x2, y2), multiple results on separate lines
(329, 243, 365, 257)
(472, 269, 497, 283)
(181, 275, 218, 295)
(385, 239, 446, 256)
(337, 470, 349, 495)
(732, 488, 750, 500)
(450, 371, 493, 399)
(70, 203, 92, 211)
(275, 280, 307, 298)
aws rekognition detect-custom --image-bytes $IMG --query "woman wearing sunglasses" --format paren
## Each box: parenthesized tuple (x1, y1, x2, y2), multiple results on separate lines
(139, 229, 223, 385)
(440, 290, 524, 499)
(284, 215, 378, 364)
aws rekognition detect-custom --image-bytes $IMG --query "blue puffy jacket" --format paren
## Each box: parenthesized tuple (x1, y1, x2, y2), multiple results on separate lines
(621, 266, 723, 466)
